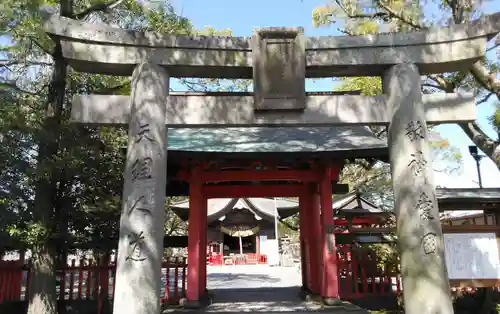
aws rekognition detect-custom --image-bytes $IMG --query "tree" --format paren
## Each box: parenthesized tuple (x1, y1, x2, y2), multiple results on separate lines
(312, 0, 500, 168)
(1, 1, 241, 312)
(0, 1, 204, 313)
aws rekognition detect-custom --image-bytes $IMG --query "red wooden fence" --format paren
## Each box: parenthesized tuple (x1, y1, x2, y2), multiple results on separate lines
(208, 253, 268, 265)
(337, 245, 402, 299)
(0, 257, 187, 308)
(2, 248, 488, 307)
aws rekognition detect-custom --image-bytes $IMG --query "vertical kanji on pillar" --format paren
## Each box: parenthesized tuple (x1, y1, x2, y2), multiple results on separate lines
(113, 62, 169, 314)
(384, 63, 453, 314)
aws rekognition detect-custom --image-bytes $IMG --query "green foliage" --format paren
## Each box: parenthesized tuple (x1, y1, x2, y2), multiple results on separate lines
(333, 72, 462, 212)
(0, 0, 237, 252)
(313, 0, 500, 168)
(0, 2, 242, 312)
(338, 76, 382, 96)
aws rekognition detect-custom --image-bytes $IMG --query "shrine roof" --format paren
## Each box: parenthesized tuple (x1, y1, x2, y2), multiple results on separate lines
(167, 126, 387, 157)
(333, 192, 391, 217)
(441, 210, 484, 221)
(170, 192, 392, 223)
(170, 198, 299, 222)
(436, 188, 500, 211)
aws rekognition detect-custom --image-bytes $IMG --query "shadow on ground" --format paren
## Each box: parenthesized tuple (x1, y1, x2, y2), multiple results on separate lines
(164, 287, 371, 314)
(207, 273, 281, 286)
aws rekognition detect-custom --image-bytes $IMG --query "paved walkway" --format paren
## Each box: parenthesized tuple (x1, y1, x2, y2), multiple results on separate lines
(166, 265, 370, 314)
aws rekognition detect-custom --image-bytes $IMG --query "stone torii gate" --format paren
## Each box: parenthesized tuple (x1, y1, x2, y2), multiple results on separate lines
(44, 13, 500, 314)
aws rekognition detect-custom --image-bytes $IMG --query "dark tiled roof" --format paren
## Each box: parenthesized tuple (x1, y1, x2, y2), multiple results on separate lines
(167, 127, 386, 153)
(170, 198, 299, 222)
(437, 188, 500, 211)
(332, 192, 390, 217)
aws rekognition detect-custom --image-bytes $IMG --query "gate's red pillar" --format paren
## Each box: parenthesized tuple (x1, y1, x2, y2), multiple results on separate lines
(298, 194, 310, 290)
(186, 180, 205, 303)
(199, 194, 208, 296)
(319, 167, 340, 303)
(309, 186, 322, 294)
(256, 235, 260, 255)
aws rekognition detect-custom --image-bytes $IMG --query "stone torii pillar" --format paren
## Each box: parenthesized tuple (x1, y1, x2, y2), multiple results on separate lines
(113, 62, 169, 314)
(384, 63, 453, 314)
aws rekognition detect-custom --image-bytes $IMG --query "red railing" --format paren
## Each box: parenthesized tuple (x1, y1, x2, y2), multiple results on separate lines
(0, 259, 23, 303)
(207, 253, 268, 265)
(161, 257, 187, 304)
(0, 257, 187, 309)
(336, 246, 402, 299)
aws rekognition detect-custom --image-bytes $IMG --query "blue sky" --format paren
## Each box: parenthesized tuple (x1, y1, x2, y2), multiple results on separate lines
(170, 0, 500, 188)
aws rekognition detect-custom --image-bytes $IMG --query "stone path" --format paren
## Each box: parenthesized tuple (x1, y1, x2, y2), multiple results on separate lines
(165, 265, 370, 314)
(207, 264, 302, 290)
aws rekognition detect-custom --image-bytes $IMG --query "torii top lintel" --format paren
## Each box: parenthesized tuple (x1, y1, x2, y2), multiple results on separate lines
(44, 13, 500, 78)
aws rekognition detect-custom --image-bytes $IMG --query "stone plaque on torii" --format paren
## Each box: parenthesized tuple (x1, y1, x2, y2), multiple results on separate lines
(43, 12, 500, 314)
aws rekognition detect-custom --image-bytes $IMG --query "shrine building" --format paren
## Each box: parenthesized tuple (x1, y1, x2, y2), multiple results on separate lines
(171, 197, 298, 258)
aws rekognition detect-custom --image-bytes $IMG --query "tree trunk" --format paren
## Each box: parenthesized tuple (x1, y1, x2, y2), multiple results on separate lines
(27, 244, 58, 314)
(27, 1, 72, 313)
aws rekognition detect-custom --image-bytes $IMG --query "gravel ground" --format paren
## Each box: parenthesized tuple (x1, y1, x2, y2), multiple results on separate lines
(207, 264, 302, 290)
(173, 264, 370, 314)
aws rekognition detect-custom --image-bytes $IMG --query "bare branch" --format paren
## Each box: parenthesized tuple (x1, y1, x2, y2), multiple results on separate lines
(337, 28, 356, 36)
(459, 122, 499, 160)
(0, 60, 53, 68)
(73, 0, 125, 20)
(91, 82, 130, 95)
(487, 42, 500, 53)
(427, 74, 449, 89)
(334, 0, 392, 21)
(447, 0, 465, 24)
(469, 61, 500, 100)
(28, 37, 53, 56)
(422, 83, 445, 90)
(375, 127, 388, 138)
(375, 0, 425, 29)
(477, 92, 495, 105)
(0, 82, 39, 96)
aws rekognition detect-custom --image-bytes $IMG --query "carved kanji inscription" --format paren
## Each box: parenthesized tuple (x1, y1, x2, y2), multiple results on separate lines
(127, 195, 153, 217)
(134, 123, 155, 143)
(422, 232, 438, 255)
(405, 120, 425, 141)
(126, 231, 147, 262)
(408, 151, 427, 176)
(415, 192, 435, 221)
(131, 157, 153, 182)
